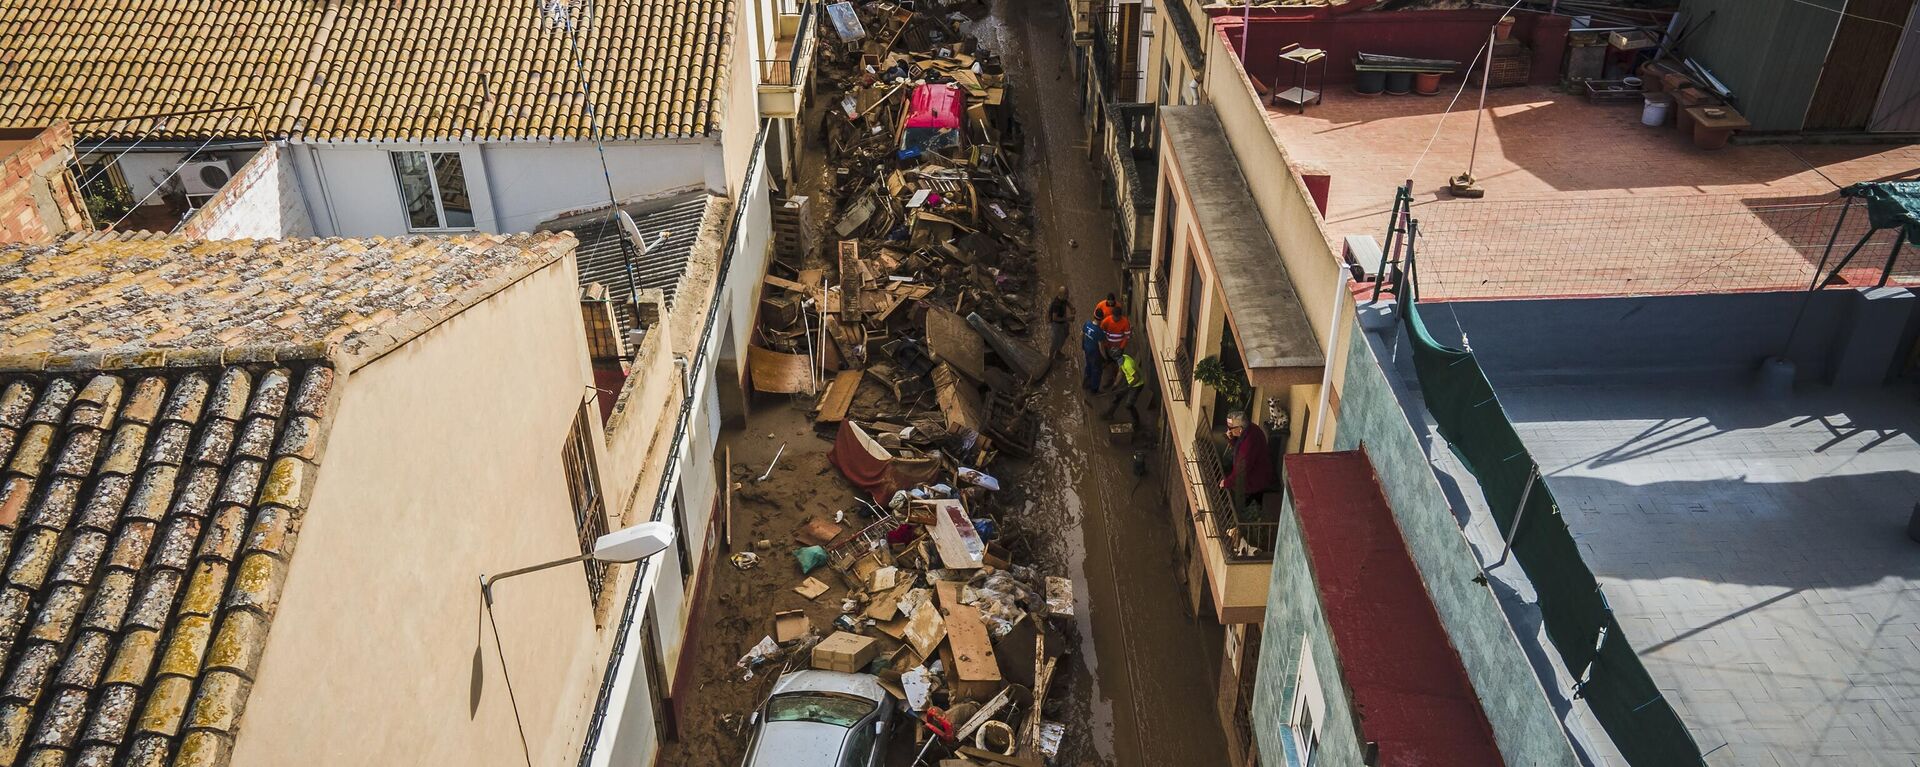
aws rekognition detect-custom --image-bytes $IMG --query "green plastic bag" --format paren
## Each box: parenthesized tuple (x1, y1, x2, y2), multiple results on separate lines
(794, 545, 829, 574)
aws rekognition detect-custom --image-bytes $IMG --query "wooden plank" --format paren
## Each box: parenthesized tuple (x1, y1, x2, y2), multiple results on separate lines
(931, 363, 985, 433)
(934, 581, 964, 614)
(1022, 656, 1059, 759)
(817, 370, 863, 423)
(924, 308, 988, 383)
(954, 747, 1041, 767)
(943, 603, 1003, 698)
(839, 240, 865, 323)
(723, 446, 733, 548)
(763, 274, 810, 293)
(749, 345, 815, 393)
(919, 499, 984, 569)
(904, 599, 947, 660)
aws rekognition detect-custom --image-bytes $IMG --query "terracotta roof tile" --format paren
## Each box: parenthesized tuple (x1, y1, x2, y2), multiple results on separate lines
(0, 0, 732, 141)
(0, 360, 333, 767)
(1, 233, 575, 366)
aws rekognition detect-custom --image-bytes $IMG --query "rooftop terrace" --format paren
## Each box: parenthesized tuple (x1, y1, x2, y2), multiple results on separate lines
(1369, 291, 1920, 765)
(1267, 86, 1920, 299)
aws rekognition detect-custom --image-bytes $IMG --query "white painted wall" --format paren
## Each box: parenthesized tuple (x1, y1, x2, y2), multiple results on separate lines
(481, 141, 721, 231)
(178, 144, 314, 239)
(291, 140, 723, 237)
(114, 149, 258, 201)
(646, 138, 773, 695)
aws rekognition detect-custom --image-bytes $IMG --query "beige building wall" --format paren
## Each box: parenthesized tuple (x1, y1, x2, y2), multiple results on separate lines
(1143, 0, 1204, 107)
(1200, 26, 1356, 451)
(234, 258, 614, 767)
(720, 0, 761, 200)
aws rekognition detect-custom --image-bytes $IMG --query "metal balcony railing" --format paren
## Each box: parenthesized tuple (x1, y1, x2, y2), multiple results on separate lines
(759, 0, 815, 87)
(1161, 347, 1190, 404)
(1190, 432, 1278, 562)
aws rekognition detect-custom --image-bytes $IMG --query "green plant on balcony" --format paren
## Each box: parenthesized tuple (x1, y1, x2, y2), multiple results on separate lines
(82, 184, 135, 227)
(1193, 355, 1250, 410)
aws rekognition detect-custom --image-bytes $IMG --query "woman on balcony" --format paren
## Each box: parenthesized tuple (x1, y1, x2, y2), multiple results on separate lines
(1220, 410, 1278, 553)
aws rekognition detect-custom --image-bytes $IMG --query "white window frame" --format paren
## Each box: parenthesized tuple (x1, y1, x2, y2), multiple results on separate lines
(389, 150, 475, 232)
(1287, 635, 1326, 767)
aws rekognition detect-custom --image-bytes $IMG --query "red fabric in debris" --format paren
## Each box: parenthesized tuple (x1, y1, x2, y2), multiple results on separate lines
(828, 421, 941, 503)
(1285, 450, 1506, 767)
(904, 83, 964, 129)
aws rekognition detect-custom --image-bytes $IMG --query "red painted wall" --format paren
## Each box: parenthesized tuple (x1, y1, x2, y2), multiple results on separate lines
(1214, 8, 1570, 91)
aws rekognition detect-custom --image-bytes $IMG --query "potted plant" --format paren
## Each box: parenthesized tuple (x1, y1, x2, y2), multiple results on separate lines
(1194, 355, 1251, 412)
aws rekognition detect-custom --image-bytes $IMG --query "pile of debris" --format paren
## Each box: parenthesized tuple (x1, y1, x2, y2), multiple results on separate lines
(733, 1, 1079, 764)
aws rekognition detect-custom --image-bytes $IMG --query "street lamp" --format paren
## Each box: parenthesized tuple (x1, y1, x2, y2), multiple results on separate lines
(480, 521, 676, 604)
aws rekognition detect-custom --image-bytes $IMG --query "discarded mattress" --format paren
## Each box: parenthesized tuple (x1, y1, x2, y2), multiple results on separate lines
(829, 420, 942, 504)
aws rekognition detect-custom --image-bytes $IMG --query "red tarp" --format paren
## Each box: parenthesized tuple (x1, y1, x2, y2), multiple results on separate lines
(828, 421, 942, 504)
(904, 83, 964, 129)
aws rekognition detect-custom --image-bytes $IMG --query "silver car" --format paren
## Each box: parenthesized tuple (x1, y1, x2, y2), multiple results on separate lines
(741, 670, 896, 767)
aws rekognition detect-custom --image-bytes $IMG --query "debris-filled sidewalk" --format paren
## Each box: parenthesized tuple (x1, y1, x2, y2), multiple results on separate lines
(721, 2, 1086, 764)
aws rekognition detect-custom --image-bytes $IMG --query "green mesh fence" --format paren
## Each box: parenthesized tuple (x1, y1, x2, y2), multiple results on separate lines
(1402, 280, 1704, 766)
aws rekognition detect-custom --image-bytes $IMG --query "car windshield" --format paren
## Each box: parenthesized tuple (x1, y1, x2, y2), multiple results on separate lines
(765, 692, 872, 727)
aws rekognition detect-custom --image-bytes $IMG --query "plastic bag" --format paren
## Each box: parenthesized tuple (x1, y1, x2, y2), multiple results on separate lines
(794, 545, 829, 574)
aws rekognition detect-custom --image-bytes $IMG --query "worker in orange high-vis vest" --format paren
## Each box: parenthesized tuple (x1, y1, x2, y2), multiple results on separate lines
(1099, 303, 1132, 353)
(1092, 293, 1118, 324)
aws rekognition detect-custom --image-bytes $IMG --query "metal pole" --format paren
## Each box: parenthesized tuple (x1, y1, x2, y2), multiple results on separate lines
(1877, 237, 1905, 288)
(1313, 268, 1349, 450)
(1783, 199, 1854, 354)
(481, 552, 595, 602)
(1466, 27, 1493, 180)
(1805, 199, 1853, 292)
(1492, 465, 1537, 568)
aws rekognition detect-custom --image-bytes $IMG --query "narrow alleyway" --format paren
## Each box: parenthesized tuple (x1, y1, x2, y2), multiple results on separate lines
(991, 0, 1233, 764)
(657, 1, 1231, 764)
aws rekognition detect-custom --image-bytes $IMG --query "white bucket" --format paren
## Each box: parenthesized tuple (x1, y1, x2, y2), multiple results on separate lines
(1641, 95, 1672, 126)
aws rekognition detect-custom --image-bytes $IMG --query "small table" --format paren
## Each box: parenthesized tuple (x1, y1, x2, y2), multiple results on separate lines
(1686, 106, 1750, 150)
(1273, 44, 1327, 113)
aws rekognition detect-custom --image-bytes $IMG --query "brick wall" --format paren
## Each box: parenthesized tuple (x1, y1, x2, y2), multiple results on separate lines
(177, 144, 315, 239)
(0, 122, 91, 244)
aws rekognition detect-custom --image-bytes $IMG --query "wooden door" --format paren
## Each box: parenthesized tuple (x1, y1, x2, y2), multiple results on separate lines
(1804, 0, 1918, 130)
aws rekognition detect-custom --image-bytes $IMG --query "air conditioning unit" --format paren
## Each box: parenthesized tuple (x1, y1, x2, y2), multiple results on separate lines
(180, 159, 233, 196)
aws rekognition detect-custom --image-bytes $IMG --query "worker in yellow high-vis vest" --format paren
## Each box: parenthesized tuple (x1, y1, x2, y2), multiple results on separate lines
(1103, 348, 1146, 424)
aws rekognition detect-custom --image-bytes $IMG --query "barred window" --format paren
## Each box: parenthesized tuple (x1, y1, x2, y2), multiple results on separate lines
(563, 406, 610, 604)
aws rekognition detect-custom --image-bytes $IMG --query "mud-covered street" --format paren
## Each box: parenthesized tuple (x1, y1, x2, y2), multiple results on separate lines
(658, 1, 1230, 764)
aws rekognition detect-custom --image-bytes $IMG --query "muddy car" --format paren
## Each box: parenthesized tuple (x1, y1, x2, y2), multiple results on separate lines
(741, 670, 896, 767)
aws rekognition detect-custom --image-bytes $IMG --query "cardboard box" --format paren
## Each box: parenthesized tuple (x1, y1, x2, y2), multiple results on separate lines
(812, 631, 881, 673)
(775, 610, 811, 643)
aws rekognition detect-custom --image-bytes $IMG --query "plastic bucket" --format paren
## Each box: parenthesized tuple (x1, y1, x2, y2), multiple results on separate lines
(1641, 94, 1672, 126)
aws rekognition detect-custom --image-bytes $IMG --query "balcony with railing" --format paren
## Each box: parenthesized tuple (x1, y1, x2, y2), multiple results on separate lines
(757, 0, 817, 118)
(1182, 430, 1275, 623)
(1103, 102, 1158, 268)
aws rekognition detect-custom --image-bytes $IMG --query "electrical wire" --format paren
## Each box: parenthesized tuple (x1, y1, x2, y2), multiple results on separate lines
(1782, 0, 1920, 32)
(1406, 0, 1526, 180)
(106, 125, 224, 231)
(75, 118, 166, 191)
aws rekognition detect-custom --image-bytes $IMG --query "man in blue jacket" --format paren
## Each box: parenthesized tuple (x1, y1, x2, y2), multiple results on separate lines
(1080, 318, 1104, 393)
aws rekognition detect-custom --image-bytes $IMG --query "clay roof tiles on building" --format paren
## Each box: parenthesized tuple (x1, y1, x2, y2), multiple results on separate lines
(0, 229, 575, 766)
(0, 363, 333, 767)
(0, 232, 576, 366)
(0, 0, 732, 142)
